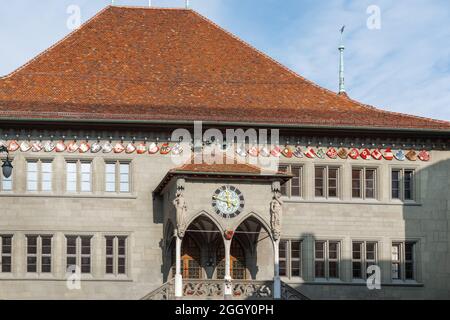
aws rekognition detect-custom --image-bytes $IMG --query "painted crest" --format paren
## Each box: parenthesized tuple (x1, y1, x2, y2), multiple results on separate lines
(171, 143, 183, 155)
(316, 148, 326, 159)
(236, 145, 247, 157)
(31, 141, 43, 152)
(79, 142, 90, 153)
(360, 148, 371, 160)
(293, 146, 304, 158)
(55, 141, 67, 152)
(418, 150, 430, 162)
(326, 147, 338, 159)
(394, 150, 406, 161)
(125, 143, 136, 154)
(405, 150, 417, 161)
(113, 142, 125, 153)
(304, 147, 317, 159)
(248, 145, 259, 157)
(337, 148, 348, 159)
(67, 141, 79, 153)
(160, 143, 171, 155)
(43, 141, 55, 152)
(270, 146, 281, 158)
(383, 148, 394, 161)
(91, 142, 102, 153)
(259, 146, 270, 157)
(8, 140, 19, 152)
(148, 142, 159, 154)
(281, 146, 293, 158)
(136, 143, 147, 154)
(102, 142, 113, 153)
(19, 141, 31, 152)
(371, 149, 382, 160)
(348, 148, 359, 160)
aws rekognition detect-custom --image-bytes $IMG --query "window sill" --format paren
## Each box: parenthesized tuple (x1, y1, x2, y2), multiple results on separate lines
(283, 198, 422, 206)
(302, 280, 423, 287)
(0, 193, 137, 199)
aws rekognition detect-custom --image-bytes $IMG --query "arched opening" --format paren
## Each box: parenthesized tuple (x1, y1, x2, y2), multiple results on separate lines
(171, 233, 202, 279)
(215, 238, 247, 279)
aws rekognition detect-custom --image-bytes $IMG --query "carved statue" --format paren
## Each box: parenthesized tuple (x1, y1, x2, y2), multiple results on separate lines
(173, 179, 187, 238)
(270, 182, 283, 241)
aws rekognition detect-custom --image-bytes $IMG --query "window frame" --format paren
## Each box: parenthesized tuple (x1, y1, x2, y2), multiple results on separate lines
(26, 159, 53, 193)
(390, 168, 416, 202)
(351, 241, 378, 280)
(391, 241, 417, 282)
(352, 167, 378, 200)
(104, 160, 132, 194)
(25, 234, 53, 274)
(279, 239, 302, 279)
(65, 235, 93, 274)
(0, 235, 13, 273)
(314, 166, 341, 199)
(278, 164, 302, 198)
(105, 235, 128, 276)
(65, 160, 93, 193)
(314, 240, 341, 280)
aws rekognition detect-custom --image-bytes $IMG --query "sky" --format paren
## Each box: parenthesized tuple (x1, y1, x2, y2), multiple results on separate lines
(0, 0, 449, 121)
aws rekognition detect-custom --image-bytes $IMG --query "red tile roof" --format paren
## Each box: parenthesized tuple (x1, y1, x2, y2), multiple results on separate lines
(0, 6, 449, 131)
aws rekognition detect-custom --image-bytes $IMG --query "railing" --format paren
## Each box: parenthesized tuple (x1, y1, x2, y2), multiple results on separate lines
(142, 279, 309, 300)
(142, 278, 174, 300)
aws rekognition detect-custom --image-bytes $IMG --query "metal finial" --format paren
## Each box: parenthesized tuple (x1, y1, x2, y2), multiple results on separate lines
(338, 25, 346, 94)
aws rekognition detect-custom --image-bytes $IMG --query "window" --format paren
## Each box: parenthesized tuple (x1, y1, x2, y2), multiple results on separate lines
(279, 239, 302, 278)
(26, 160, 52, 192)
(352, 241, 378, 279)
(352, 168, 377, 199)
(66, 161, 92, 192)
(105, 162, 131, 193)
(315, 166, 340, 198)
(0, 160, 12, 191)
(65, 235, 93, 274)
(314, 240, 340, 279)
(0, 235, 12, 273)
(26, 235, 52, 273)
(392, 242, 416, 281)
(278, 165, 302, 197)
(391, 169, 415, 201)
(105, 236, 128, 275)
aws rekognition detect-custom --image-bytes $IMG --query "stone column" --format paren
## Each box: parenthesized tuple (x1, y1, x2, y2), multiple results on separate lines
(224, 239, 233, 300)
(273, 239, 281, 299)
(174, 236, 183, 299)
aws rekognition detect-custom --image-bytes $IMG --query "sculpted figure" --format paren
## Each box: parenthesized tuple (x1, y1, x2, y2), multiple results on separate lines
(270, 182, 283, 241)
(173, 179, 187, 238)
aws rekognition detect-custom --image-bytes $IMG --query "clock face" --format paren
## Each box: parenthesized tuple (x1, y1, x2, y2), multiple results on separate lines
(212, 185, 244, 218)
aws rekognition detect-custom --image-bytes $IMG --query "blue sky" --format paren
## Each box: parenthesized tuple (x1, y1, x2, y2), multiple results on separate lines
(1, 0, 449, 121)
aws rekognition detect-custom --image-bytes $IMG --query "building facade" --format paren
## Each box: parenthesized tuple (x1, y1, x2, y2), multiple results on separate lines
(0, 6, 449, 300)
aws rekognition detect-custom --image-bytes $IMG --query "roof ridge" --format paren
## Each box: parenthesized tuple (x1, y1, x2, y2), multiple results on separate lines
(0, 6, 112, 80)
(111, 5, 190, 11)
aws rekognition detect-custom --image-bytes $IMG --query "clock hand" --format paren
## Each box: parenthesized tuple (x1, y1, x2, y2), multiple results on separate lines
(212, 195, 228, 203)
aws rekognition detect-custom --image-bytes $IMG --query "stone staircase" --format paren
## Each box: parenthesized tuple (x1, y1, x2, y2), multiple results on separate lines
(142, 279, 308, 300)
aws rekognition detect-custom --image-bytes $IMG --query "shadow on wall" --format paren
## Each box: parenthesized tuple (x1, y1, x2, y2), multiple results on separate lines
(292, 159, 450, 300)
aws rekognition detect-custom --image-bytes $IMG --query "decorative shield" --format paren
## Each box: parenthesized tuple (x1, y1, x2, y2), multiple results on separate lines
(236, 145, 247, 157)
(8, 140, 19, 152)
(383, 148, 394, 161)
(56, 141, 67, 152)
(136, 143, 147, 154)
(405, 150, 417, 161)
(113, 142, 125, 153)
(79, 142, 90, 153)
(67, 141, 79, 153)
(259, 146, 270, 157)
(20, 141, 31, 152)
(31, 141, 43, 152)
(371, 149, 382, 160)
(337, 148, 348, 159)
(293, 146, 304, 158)
(102, 142, 113, 153)
(125, 143, 136, 154)
(348, 148, 359, 160)
(160, 143, 171, 155)
(316, 148, 326, 159)
(91, 142, 102, 153)
(171, 143, 183, 155)
(360, 148, 371, 160)
(270, 146, 281, 158)
(304, 147, 317, 159)
(43, 141, 56, 152)
(248, 145, 259, 157)
(394, 150, 406, 161)
(418, 150, 430, 162)
(148, 142, 159, 154)
(326, 147, 338, 159)
(281, 146, 293, 158)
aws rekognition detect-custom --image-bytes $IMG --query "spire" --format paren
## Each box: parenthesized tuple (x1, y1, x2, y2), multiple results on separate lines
(338, 25, 346, 95)
(185, 0, 190, 9)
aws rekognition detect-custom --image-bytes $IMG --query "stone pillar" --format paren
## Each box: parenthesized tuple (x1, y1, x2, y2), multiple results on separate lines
(174, 236, 183, 299)
(224, 239, 233, 300)
(273, 239, 281, 299)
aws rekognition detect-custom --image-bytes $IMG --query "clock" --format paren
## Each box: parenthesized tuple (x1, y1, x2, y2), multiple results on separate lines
(212, 185, 244, 218)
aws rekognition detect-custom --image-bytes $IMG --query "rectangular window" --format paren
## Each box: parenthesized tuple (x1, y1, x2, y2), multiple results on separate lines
(105, 236, 128, 275)
(26, 160, 52, 192)
(314, 240, 340, 279)
(278, 165, 301, 197)
(352, 241, 378, 279)
(315, 166, 340, 199)
(105, 162, 131, 193)
(27, 161, 38, 191)
(391, 169, 415, 201)
(352, 168, 377, 200)
(392, 242, 416, 281)
(0, 235, 12, 273)
(41, 161, 52, 192)
(66, 161, 92, 193)
(66, 235, 93, 274)
(279, 239, 301, 278)
(26, 235, 52, 273)
(0, 162, 12, 191)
